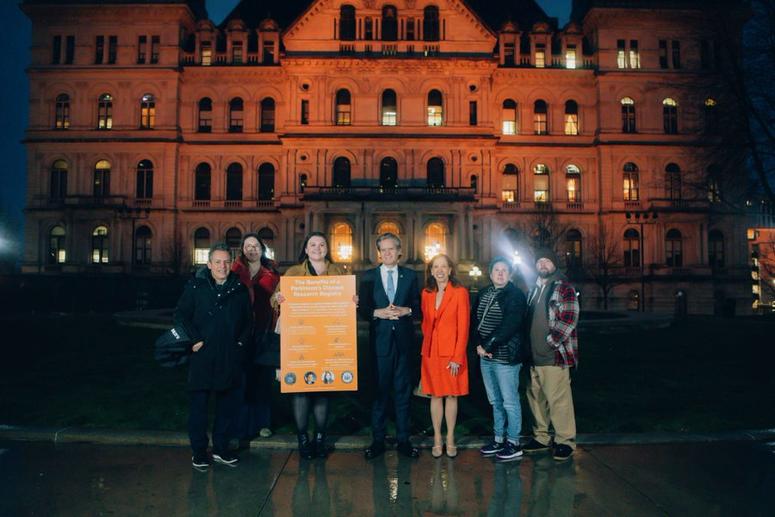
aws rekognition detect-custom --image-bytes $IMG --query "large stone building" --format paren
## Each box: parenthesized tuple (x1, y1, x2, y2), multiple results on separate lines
(21, 0, 752, 313)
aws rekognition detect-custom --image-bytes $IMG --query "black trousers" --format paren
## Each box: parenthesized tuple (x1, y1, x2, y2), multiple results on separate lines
(371, 335, 412, 443)
(188, 387, 240, 454)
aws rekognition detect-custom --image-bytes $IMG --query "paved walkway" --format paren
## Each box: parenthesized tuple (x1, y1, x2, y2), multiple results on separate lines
(1, 440, 773, 515)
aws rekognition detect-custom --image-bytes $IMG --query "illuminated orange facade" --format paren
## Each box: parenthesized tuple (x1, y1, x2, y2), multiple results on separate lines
(21, 0, 752, 313)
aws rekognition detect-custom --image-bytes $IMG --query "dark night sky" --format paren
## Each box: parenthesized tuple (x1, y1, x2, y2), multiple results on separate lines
(0, 0, 570, 257)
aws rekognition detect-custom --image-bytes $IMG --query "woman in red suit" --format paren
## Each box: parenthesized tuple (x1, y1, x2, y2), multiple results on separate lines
(421, 254, 470, 458)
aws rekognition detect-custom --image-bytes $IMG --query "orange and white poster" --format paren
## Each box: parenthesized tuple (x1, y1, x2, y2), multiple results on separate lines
(279, 275, 358, 393)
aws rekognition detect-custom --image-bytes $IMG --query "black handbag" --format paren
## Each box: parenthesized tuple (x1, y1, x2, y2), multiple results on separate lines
(254, 327, 280, 367)
(154, 325, 193, 368)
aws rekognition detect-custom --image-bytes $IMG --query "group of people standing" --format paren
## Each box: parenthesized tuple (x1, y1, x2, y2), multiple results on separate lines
(174, 230, 579, 469)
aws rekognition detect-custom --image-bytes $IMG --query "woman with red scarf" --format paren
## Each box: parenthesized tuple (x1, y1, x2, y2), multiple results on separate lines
(231, 233, 280, 442)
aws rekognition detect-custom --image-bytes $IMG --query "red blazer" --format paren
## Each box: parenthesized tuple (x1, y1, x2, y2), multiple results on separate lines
(232, 258, 279, 332)
(420, 284, 470, 364)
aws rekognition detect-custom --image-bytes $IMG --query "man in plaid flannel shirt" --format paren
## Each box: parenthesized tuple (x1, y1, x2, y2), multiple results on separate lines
(523, 248, 579, 461)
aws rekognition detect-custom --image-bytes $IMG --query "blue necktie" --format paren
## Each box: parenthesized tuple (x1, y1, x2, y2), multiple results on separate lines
(386, 269, 396, 304)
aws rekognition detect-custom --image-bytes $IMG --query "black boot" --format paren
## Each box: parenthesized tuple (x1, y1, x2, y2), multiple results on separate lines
(298, 433, 314, 460)
(314, 432, 328, 458)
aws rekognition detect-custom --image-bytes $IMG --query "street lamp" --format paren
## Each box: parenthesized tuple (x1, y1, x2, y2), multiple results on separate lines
(625, 209, 658, 312)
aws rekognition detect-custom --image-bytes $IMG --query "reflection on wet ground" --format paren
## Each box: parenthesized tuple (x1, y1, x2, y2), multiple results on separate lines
(1, 440, 772, 515)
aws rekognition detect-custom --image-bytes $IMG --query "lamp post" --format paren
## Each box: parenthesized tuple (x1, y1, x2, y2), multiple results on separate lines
(625, 209, 658, 312)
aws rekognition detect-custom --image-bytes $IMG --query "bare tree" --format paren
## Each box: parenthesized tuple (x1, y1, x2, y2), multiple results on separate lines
(585, 224, 625, 311)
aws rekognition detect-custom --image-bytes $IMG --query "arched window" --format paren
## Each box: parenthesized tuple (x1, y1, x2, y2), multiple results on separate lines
(91, 225, 110, 264)
(226, 163, 243, 201)
(97, 93, 113, 129)
(423, 5, 440, 41)
(704, 97, 717, 133)
(134, 226, 152, 265)
(708, 229, 725, 268)
(623, 228, 640, 267)
(258, 163, 275, 201)
(229, 97, 244, 132)
(427, 157, 444, 188)
(339, 5, 356, 41)
(50, 159, 68, 201)
(377, 221, 400, 236)
(533, 100, 548, 135)
(335, 89, 351, 125)
(333, 157, 351, 188)
(225, 227, 242, 259)
(502, 99, 517, 135)
(621, 97, 636, 133)
(533, 163, 550, 203)
(136, 160, 153, 200)
(502, 163, 519, 203)
(532, 228, 551, 248)
(565, 164, 581, 202)
(55, 94, 70, 129)
(93, 159, 111, 197)
(424, 222, 447, 261)
(665, 229, 682, 266)
(381, 89, 397, 126)
(260, 98, 275, 132)
(193, 227, 210, 264)
(564, 100, 579, 135)
(380, 157, 398, 189)
(140, 93, 155, 129)
(663, 97, 678, 134)
(382, 5, 398, 41)
(49, 225, 66, 264)
(666, 163, 681, 200)
(331, 222, 353, 262)
(623, 162, 639, 201)
(565, 229, 582, 268)
(257, 227, 275, 259)
(194, 163, 211, 200)
(427, 89, 443, 126)
(198, 97, 213, 132)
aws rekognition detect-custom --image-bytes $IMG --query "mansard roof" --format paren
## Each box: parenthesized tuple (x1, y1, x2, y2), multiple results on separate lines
(22, 0, 208, 19)
(219, 0, 555, 33)
(571, 0, 742, 19)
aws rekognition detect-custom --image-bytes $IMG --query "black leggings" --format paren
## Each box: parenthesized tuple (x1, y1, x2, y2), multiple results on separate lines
(293, 393, 328, 436)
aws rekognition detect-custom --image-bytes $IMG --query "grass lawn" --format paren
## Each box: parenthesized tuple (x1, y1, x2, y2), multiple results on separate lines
(1, 314, 773, 436)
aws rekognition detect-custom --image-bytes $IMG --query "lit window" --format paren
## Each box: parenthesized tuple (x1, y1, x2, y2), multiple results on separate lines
(424, 222, 447, 262)
(193, 227, 210, 264)
(617, 39, 626, 68)
(91, 226, 110, 264)
(534, 100, 548, 135)
(201, 41, 212, 65)
(533, 163, 550, 202)
(564, 100, 579, 135)
(97, 93, 113, 129)
(427, 89, 443, 126)
(229, 97, 244, 133)
(565, 44, 577, 69)
(502, 163, 518, 202)
(621, 97, 636, 133)
(502, 99, 517, 135)
(623, 162, 639, 201)
(331, 222, 353, 262)
(140, 93, 155, 129)
(232, 41, 243, 64)
(335, 89, 351, 125)
(535, 43, 545, 68)
(55, 94, 70, 129)
(663, 98, 678, 134)
(381, 89, 397, 126)
(49, 225, 66, 264)
(565, 165, 581, 202)
(377, 221, 400, 237)
(629, 40, 640, 68)
(93, 160, 111, 197)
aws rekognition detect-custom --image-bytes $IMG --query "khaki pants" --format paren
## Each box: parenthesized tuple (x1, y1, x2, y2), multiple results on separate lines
(526, 365, 576, 449)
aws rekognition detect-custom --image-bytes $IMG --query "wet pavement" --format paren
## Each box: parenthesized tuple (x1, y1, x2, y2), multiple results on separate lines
(1, 440, 773, 516)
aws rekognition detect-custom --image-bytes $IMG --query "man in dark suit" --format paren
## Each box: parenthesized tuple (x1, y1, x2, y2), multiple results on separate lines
(358, 232, 421, 459)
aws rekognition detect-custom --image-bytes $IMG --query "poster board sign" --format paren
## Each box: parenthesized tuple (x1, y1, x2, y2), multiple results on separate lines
(279, 275, 358, 393)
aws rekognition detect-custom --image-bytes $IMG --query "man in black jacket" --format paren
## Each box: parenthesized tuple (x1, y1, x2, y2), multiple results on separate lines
(174, 243, 252, 469)
(358, 233, 421, 459)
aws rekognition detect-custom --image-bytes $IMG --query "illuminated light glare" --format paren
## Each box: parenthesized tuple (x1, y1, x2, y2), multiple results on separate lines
(265, 247, 275, 260)
(424, 243, 442, 262)
(338, 244, 352, 261)
(469, 265, 482, 279)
